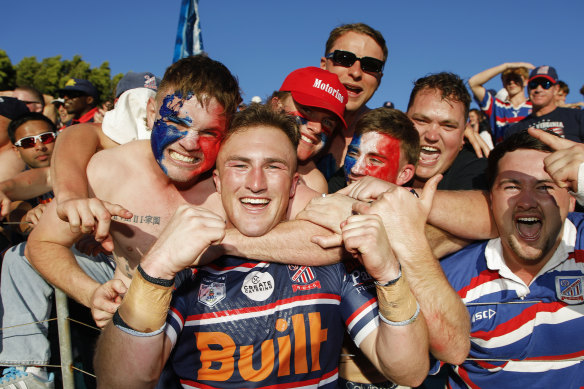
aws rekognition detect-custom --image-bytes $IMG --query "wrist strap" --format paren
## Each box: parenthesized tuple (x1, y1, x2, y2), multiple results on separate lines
(137, 264, 174, 287)
(379, 302, 420, 326)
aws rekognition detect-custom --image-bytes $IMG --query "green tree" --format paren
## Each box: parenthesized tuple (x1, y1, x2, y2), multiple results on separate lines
(89, 61, 114, 103)
(35, 55, 64, 97)
(0, 50, 16, 90)
(15, 56, 41, 87)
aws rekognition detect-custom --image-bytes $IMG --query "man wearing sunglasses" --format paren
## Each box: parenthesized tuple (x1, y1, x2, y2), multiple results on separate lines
(317, 23, 387, 180)
(468, 62, 534, 144)
(505, 66, 584, 142)
(58, 78, 100, 128)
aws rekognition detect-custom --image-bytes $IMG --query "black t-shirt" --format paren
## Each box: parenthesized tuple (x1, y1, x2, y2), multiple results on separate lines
(506, 107, 584, 142)
(435, 147, 488, 191)
(327, 167, 347, 193)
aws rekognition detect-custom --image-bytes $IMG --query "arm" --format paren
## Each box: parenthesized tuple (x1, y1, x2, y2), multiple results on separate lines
(468, 62, 534, 102)
(0, 167, 51, 201)
(357, 175, 470, 365)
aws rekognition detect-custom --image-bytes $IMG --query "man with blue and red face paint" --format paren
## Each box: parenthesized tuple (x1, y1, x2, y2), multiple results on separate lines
(327, 107, 419, 193)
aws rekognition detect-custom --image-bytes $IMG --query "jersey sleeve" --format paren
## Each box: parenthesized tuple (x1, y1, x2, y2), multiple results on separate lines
(164, 282, 190, 347)
(338, 261, 379, 348)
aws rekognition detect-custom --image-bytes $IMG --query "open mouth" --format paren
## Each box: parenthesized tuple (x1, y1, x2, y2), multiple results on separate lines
(241, 197, 270, 210)
(419, 146, 440, 165)
(344, 84, 363, 96)
(516, 217, 542, 241)
(169, 150, 199, 164)
(300, 134, 318, 145)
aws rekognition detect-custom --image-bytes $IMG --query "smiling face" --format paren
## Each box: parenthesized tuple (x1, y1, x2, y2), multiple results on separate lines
(490, 149, 574, 270)
(320, 31, 383, 113)
(149, 90, 227, 185)
(12, 120, 55, 168)
(279, 95, 338, 162)
(214, 126, 298, 237)
(407, 88, 466, 185)
(343, 131, 404, 185)
(529, 79, 559, 112)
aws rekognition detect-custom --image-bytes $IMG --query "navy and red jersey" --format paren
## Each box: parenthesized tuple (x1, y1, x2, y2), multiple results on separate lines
(165, 256, 379, 388)
(478, 91, 532, 144)
(440, 213, 584, 388)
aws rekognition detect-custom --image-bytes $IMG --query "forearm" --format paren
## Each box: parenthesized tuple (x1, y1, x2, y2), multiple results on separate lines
(425, 224, 473, 259)
(95, 322, 167, 389)
(428, 190, 496, 240)
(0, 168, 51, 200)
(220, 220, 343, 265)
(399, 239, 470, 364)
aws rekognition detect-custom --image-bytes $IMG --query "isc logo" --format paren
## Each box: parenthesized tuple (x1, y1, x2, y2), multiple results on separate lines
(472, 309, 496, 322)
(195, 312, 328, 382)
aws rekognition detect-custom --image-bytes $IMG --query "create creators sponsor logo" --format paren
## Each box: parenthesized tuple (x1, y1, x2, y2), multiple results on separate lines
(242, 271, 275, 301)
(287, 265, 321, 292)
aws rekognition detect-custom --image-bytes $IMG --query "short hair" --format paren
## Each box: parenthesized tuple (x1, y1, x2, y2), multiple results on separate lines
(15, 85, 45, 108)
(325, 23, 388, 63)
(580, 84, 584, 97)
(501, 67, 529, 83)
(354, 108, 420, 165)
(557, 80, 570, 95)
(7, 112, 57, 144)
(487, 130, 555, 189)
(225, 103, 300, 151)
(407, 72, 471, 122)
(157, 54, 242, 124)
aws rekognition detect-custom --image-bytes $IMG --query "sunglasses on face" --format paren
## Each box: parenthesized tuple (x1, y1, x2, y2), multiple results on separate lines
(14, 132, 57, 149)
(528, 79, 554, 90)
(325, 50, 384, 74)
(63, 91, 87, 99)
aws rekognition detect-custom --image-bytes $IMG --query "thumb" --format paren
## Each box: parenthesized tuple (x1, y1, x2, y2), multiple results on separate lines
(110, 279, 128, 295)
(352, 201, 371, 215)
(420, 174, 442, 208)
(311, 234, 343, 249)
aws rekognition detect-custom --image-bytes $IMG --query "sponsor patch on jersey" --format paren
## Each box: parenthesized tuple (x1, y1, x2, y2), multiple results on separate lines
(287, 265, 321, 292)
(198, 276, 226, 307)
(555, 276, 584, 304)
(241, 271, 275, 301)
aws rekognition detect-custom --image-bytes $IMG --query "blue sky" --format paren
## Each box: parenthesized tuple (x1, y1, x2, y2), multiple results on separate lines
(3, 0, 584, 111)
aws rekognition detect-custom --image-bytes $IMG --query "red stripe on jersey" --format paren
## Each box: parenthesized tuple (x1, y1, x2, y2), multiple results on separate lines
(186, 293, 341, 321)
(471, 301, 565, 340)
(206, 261, 263, 272)
(345, 296, 377, 327)
(457, 365, 482, 389)
(458, 269, 500, 299)
(568, 250, 584, 263)
(180, 367, 338, 388)
(170, 306, 185, 325)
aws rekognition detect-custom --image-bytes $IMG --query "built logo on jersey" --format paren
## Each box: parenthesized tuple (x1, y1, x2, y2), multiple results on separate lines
(555, 276, 584, 304)
(198, 276, 226, 307)
(242, 271, 275, 301)
(287, 265, 321, 292)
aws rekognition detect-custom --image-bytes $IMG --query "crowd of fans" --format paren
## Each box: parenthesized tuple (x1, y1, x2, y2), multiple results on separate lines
(1, 22, 584, 389)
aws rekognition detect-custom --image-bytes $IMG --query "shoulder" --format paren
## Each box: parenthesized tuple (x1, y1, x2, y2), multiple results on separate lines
(440, 240, 489, 287)
(287, 183, 320, 220)
(439, 148, 488, 191)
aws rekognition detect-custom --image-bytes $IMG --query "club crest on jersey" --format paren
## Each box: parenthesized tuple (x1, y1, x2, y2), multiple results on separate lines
(242, 271, 275, 301)
(198, 276, 226, 307)
(287, 265, 321, 292)
(555, 276, 584, 304)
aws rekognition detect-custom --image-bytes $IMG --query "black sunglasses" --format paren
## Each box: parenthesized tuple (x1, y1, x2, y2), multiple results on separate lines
(63, 91, 87, 99)
(528, 79, 554, 90)
(325, 50, 384, 74)
(14, 132, 56, 149)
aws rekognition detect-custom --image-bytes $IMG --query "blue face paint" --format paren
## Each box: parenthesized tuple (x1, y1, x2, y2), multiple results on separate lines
(320, 131, 329, 147)
(343, 134, 361, 181)
(150, 91, 194, 174)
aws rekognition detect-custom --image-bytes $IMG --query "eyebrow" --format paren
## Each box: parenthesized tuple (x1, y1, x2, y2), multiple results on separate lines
(498, 177, 555, 185)
(411, 113, 460, 128)
(226, 155, 291, 167)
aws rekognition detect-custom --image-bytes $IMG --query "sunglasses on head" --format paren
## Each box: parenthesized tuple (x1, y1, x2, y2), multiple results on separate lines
(325, 50, 384, 74)
(528, 79, 554, 90)
(14, 132, 56, 149)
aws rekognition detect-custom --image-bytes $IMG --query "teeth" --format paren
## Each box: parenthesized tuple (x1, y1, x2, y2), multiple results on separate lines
(518, 217, 540, 223)
(241, 198, 269, 205)
(421, 146, 439, 152)
(301, 134, 316, 144)
(170, 150, 196, 163)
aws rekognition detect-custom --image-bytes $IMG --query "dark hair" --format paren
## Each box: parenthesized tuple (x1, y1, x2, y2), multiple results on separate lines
(157, 54, 242, 125)
(354, 108, 420, 165)
(7, 112, 57, 144)
(325, 23, 388, 63)
(501, 67, 529, 84)
(15, 86, 45, 108)
(557, 80, 569, 95)
(407, 72, 471, 121)
(225, 103, 299, 150)
(487, 130, 555, 189)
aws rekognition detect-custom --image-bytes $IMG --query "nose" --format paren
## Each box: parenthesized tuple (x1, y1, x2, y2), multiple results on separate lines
(516, 187, 538, 210)
(178, 131, 201, 151)
(306, 120, 322, 135)
(246, 166, 267, 193)
(347, 60, 363, 79)
(423, 123, 441, 142)
(351, 156, 367, 176)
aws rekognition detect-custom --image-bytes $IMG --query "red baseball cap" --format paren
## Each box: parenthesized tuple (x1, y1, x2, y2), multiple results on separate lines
(279, 67, 348, 129)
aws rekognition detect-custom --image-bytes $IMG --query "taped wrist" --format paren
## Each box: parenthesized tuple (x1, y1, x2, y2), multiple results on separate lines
(117, 265, 174, 333)
(375, 271, 418, 323)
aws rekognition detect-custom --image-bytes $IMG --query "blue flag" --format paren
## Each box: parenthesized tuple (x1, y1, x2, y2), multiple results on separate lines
(173, 0, 204, 63)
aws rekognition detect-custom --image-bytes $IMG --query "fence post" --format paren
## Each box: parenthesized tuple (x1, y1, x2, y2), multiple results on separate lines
(55, 288, 74, 389)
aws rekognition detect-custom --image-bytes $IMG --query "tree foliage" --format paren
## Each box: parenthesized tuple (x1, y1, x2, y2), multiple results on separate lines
(2, 53, 123, 103)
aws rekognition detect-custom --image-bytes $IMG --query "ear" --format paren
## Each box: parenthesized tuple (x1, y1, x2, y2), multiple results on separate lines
(146, 97, 157, 129)
(270, 97, 284, 112)
(320, 57, 327, 70)
(213, 169, 221, 194)
(86, 96, 95, 106)
(395, 163, 416, 186)
(289, 172, 300, 198)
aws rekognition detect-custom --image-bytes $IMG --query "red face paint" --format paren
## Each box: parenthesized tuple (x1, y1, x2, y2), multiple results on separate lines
(346, 132, 401, 184)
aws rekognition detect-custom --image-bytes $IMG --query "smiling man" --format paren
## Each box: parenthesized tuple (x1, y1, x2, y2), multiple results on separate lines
(406, 72, 488, 190)
(438, 130, 584, 388)
(94, 104, 429, 389)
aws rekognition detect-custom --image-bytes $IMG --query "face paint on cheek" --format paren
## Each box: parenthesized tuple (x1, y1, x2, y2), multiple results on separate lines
(365, 135, 401, 183)
(343, 135, 361, 181)
(196, 136, 222, 174)
(150, 92, 194, 173)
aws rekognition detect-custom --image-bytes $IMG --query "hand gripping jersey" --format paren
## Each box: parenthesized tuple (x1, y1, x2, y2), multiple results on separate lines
(165, 256, 379, 388)
(440, 213, 584, 388)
